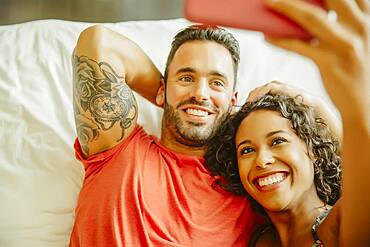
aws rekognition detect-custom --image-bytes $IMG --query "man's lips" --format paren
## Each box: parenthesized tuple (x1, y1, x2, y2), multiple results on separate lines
(178, 105, 216, 117)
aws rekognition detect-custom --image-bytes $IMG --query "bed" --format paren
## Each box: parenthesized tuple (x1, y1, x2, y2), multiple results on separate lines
(0, 18, 333, 246)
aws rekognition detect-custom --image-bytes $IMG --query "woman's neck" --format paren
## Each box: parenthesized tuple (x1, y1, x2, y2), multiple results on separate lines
(265, 197, 329, 246)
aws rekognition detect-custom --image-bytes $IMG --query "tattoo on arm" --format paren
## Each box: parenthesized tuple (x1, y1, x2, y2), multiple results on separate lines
(73, 55, 137, 155)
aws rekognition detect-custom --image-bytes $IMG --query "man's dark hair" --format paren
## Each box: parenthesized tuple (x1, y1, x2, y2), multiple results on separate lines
(164, 24, 240, 89)
(205, 93, 342, 215)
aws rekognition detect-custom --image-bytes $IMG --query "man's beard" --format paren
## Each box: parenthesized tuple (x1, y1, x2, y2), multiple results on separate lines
(162, 98, 231, 147)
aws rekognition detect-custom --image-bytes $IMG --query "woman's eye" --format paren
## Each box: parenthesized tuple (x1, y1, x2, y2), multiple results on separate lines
(240, 147, 254, 155)
(272, 137, 287, 146)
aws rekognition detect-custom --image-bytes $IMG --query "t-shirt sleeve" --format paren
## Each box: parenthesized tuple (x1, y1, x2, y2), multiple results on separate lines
(74, 125, 144, 171)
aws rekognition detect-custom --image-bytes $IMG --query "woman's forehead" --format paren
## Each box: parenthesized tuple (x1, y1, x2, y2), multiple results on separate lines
(236, 110, 293, 139)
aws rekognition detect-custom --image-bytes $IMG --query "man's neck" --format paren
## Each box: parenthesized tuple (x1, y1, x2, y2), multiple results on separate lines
(160, 130, 207, 157)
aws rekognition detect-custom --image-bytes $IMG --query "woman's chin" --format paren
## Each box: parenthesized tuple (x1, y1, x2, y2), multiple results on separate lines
(254, 198, 290, 213)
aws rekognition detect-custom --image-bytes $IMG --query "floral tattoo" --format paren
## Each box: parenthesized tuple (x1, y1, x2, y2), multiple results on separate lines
(73, 55, 137, 155)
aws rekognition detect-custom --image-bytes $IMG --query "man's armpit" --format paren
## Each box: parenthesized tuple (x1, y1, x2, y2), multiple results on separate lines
(73, 55, 137, 156)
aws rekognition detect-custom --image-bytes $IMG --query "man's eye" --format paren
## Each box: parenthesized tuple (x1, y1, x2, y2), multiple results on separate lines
(240, 147, 254, 155)
(272, 137, 287, 146)
(210, 80, 225, 88)
(179, 76, 193, 82)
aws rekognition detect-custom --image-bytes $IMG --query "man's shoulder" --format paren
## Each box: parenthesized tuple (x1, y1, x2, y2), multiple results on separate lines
(119, 124, 158, 150)
(74, 125, 156, 161)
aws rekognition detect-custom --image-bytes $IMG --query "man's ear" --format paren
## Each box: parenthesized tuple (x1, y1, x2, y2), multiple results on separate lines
(156, 78, 165, 107)
(231, 91, 238, 106)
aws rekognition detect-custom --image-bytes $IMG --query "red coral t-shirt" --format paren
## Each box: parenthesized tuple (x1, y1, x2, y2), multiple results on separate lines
(69, 125, 258, 247)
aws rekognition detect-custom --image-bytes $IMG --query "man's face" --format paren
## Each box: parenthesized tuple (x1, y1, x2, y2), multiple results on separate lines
(158, 40, 237, 147)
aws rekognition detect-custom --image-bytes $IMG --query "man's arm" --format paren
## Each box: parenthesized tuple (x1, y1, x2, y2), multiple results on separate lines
(246, 81, 343, 142)
(73, 25, 162, 157)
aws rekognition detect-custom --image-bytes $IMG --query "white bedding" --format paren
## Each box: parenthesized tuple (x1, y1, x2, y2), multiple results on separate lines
(0, 18, 331, 246)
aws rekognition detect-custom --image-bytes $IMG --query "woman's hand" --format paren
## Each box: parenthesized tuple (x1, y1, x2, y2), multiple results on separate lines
(264, 0, 369, 122)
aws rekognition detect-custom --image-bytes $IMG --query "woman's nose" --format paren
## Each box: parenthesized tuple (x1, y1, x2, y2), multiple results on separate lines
(255, 148, 275, 168)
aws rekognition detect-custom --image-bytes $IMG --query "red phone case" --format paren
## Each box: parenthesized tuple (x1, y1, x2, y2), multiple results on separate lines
(184, 0, 324, 39)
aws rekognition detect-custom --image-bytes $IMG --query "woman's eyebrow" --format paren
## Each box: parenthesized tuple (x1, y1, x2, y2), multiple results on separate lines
(266, 130, 290, 138)
(236, 139, 251, 150)
(236, 130, 291, 149)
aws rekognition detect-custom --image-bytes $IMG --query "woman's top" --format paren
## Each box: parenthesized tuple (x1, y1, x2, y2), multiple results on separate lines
(249, 209, 331, 247)
(311, 209, 331, 247)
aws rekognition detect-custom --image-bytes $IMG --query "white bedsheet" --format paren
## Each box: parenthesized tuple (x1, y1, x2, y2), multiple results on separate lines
(0, 18, 332, 247)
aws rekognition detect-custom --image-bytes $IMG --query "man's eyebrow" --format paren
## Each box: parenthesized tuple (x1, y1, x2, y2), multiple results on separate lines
(209, 70, 227, 80)
(175, 67, 196, 75)
(175, 68, 228, 80)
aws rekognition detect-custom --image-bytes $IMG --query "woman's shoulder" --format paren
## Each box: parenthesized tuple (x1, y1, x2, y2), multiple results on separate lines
(249, 224, 279, 247)
(316, 202, 341, 246)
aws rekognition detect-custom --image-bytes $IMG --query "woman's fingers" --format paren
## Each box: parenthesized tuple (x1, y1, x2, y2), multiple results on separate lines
(265, 36, 327, 66)
(356, 0, 370, 14)
(265, 0, 351, 49)
(325, 0, 369, 37)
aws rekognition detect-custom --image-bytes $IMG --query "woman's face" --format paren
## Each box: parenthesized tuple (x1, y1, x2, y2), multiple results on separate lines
(235, 110, 320, 212)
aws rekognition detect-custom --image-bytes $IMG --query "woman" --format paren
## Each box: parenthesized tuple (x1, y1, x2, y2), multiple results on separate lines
(206, 0, 369, 245)
(206, 93, 341, 246)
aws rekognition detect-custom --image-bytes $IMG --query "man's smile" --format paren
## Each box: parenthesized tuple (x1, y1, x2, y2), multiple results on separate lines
(178, 105, 217, 122)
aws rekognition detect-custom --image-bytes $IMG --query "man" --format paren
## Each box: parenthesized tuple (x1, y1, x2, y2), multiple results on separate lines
(70, 24, 259, 246)
(71, 19, 343, 246)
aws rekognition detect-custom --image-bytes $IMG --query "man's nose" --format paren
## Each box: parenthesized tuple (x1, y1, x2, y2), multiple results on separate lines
(192, 78, 210, 101)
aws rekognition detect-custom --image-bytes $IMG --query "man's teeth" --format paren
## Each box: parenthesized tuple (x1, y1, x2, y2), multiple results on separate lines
(186, 108, 208, 117)
(257, 173, 286, 187)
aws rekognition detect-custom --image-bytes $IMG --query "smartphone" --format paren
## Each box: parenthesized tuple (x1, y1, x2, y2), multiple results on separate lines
(184, 0, 325, 39)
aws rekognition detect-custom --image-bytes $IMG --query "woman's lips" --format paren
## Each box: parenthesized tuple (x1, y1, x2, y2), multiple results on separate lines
(253, 172, 289, 191)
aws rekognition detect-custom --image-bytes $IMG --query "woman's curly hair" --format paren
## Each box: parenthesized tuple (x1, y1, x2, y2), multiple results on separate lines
(205, 93, 342, 214)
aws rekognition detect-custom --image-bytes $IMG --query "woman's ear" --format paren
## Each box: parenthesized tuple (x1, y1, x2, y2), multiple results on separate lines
(156, 78, 165, 107)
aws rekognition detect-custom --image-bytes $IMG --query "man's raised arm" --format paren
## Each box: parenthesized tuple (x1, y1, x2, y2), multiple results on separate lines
(73, 25, 162, 157)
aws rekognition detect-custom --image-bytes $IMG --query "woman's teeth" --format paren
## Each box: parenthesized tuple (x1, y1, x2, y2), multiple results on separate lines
(257, 173, 286, 187)
(186, 108, 208, 117)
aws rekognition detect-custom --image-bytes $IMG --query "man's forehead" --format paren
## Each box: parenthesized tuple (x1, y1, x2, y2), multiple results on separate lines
(169, 41, 234, 78)
(174, 40, 228, 56)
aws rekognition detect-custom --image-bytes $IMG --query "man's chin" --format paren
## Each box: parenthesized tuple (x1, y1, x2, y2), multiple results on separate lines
(178, 127, 214, 145)
(185, 120, 209, 128)
(176, 134, 208, 147)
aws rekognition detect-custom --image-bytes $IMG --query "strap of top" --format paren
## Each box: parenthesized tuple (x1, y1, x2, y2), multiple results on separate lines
(311, 209, 331, 247)
(249, 210, 331, 247)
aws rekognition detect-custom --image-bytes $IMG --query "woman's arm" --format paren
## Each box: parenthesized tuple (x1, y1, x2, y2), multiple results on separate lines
(264, 0, 370, 245)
